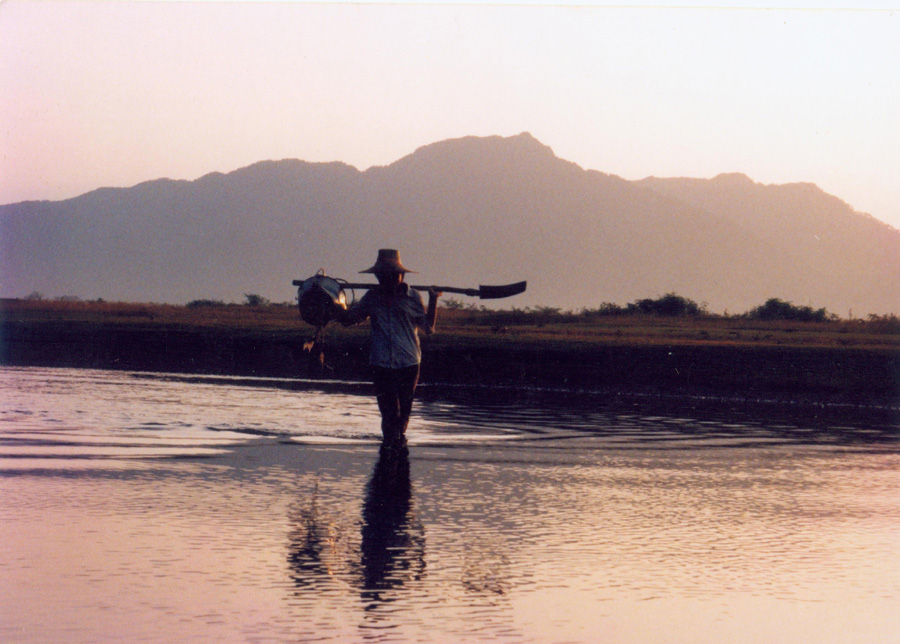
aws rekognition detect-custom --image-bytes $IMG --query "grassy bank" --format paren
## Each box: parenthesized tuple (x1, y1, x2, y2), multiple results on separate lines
(2, 299, 898, 407)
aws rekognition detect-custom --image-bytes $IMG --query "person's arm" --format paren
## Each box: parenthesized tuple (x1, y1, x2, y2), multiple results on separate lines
(338, 294, 369, 326)
(422, 287, 441, 335)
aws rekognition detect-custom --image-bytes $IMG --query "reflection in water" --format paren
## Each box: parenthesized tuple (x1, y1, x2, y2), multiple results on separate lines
(286, 446, 426, 636)
(5, 367, 900, 644)
(359, 447, 426, 625)
(286, 480, 333, 591)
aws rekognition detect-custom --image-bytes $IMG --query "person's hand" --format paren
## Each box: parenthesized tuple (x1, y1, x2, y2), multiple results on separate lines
(332, 301, 350, 325)
(428, 286, 443, 298)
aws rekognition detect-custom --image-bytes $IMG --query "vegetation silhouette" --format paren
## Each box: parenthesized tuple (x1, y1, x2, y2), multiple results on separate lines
(745, 298, 831, 322)
(3, 295, 897, 406)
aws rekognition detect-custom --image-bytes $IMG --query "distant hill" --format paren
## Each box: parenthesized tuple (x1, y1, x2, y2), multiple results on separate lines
(2, 132, 898, 315)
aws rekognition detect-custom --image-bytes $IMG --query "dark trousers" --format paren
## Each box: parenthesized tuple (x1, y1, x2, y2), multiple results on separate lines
(371, 364, 420, 445)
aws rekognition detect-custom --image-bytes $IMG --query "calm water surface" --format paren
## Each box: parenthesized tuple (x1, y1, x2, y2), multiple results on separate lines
(1, 366, 898, 643)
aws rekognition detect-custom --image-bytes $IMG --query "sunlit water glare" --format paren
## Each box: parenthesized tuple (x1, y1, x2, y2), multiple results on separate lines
(1, 367, 898, 643)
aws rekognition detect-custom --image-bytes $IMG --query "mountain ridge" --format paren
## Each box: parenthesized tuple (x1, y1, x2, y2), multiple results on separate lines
(1, 133, 897, 315)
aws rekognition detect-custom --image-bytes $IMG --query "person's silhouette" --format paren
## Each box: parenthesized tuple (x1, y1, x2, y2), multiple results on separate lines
(339, 249, 441, 447)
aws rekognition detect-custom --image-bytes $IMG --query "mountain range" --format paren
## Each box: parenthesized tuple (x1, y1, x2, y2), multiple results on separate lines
(2, 132, 898, 315)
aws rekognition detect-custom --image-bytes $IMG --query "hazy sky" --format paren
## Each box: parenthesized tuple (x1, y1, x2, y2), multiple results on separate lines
(2, 1, 899, 230)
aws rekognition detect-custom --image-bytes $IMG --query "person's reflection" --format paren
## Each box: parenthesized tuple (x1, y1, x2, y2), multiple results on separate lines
(285, 447, 426, 624)
(360, 445, 426, 612)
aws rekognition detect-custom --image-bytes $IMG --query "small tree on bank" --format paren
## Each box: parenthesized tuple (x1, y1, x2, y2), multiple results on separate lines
(627, 293, 706, 317)
(744, 298, 831, 322)
(243, 293, 270, 307)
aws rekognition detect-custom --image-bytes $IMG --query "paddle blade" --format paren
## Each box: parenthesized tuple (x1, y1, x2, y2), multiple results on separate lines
(478, 281, 527, 299)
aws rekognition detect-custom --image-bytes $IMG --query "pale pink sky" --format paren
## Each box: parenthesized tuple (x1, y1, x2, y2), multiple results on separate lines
(2, 1, 899, 229)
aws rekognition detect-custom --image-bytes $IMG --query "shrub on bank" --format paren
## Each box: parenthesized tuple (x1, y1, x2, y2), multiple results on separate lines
(186, 299, 226, 308)
(861, 314, 900, 334)
(628, 293, 707, 317)
(744, 298, 832, 322)
(581, 293, 707, 319)
(243, 293, 270, 307)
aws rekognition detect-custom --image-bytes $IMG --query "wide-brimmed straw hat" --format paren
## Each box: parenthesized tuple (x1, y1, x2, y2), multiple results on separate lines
(360, 249, 416, 274)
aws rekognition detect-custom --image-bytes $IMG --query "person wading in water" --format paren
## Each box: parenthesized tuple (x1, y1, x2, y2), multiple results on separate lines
(338, 250, 441, 451)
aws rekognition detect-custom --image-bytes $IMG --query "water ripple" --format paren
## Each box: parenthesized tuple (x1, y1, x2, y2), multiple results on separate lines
(2, 367, 900, 643)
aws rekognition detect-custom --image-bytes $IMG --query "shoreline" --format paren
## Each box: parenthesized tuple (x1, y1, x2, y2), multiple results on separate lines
(2, 318, 898, 412)
(2, 299, 898, 411)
